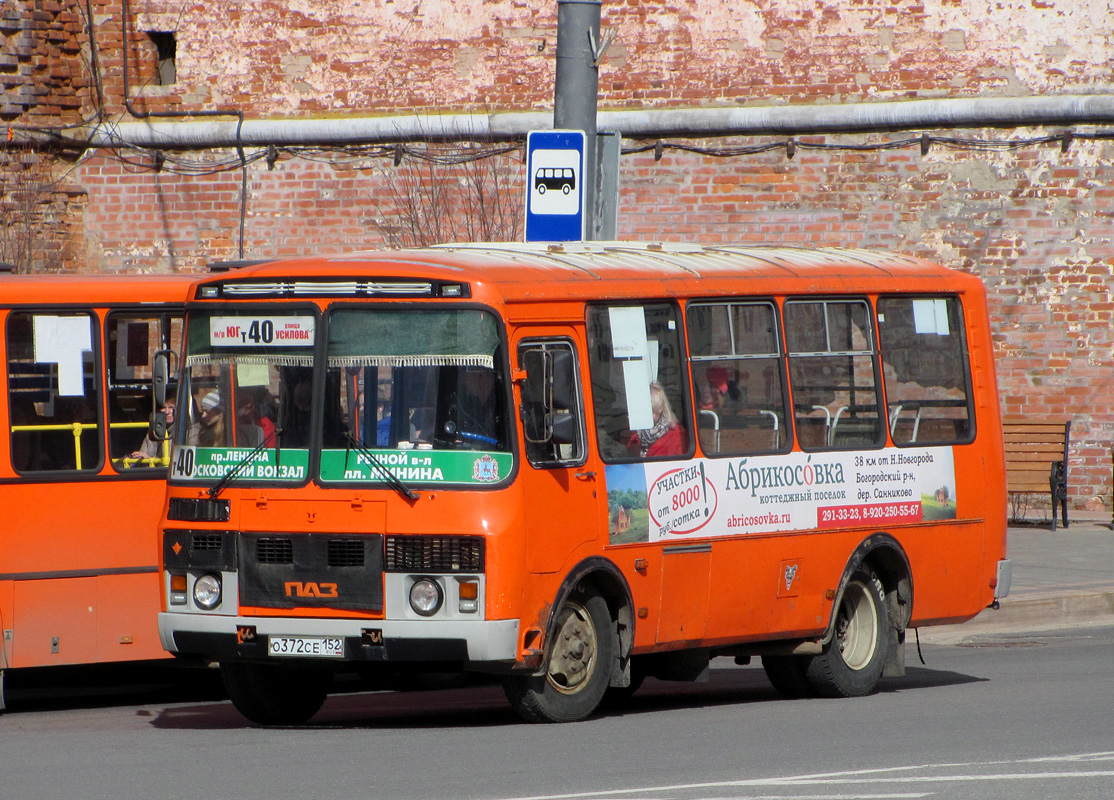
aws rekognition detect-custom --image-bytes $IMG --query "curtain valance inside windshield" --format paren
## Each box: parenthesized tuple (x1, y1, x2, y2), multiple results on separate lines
(185, 353, 315, 368)
(328, 309, 499, 369)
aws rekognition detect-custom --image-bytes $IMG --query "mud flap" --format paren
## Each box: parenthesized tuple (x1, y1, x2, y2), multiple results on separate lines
(883, 627, 906, 678)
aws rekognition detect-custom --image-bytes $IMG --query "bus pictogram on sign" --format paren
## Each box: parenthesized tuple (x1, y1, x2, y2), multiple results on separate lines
(534, 167, 576, 195)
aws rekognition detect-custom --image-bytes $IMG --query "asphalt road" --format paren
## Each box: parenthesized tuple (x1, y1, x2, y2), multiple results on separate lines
(3, 624, 1113, 800)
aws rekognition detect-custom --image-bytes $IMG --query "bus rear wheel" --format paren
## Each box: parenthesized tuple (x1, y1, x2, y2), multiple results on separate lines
(806, 566, 890, 697)
(503, 593, 614, 723)
(221, 661, 330, 725)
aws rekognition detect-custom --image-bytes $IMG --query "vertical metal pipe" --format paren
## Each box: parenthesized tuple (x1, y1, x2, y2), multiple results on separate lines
(554, 0, 601, 239)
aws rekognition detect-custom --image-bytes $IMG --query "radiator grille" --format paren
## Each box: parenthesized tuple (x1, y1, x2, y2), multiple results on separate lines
(384, 535, 484, 573)
(191, 533, 224, 552)
(256, 537, 294, 564)
(239, 533, 382, 612)
(328, 538, 365, 567)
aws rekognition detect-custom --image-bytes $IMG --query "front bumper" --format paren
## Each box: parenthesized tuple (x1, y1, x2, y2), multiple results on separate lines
(159, 613, 520, 664)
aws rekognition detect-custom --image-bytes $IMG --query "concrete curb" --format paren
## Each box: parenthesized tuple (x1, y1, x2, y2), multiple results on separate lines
(918, 590, 1114, 643)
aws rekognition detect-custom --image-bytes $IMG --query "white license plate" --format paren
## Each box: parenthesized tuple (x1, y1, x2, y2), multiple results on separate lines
(268, 636, 344, 658)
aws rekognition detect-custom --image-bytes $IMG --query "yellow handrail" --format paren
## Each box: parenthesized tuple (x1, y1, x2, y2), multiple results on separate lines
(12, 420, 170, 469)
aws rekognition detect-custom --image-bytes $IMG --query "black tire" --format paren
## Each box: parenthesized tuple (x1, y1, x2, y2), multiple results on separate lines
(601, 656, 646, 708)
(503, 593, 614, 723)
(806, 566, 890, 698)
(762, 655, 816, 699)
(221, 661, 330, 726)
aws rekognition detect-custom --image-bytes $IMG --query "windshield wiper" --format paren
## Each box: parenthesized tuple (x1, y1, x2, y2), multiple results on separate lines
(208, 429, 280, 499)
(343, 431, 419, 501)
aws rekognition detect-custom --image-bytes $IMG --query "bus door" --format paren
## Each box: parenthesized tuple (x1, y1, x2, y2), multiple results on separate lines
(514, 332, 602, 574)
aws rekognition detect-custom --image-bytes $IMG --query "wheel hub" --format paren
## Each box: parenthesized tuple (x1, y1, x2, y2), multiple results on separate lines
(547, 600, 598, 694)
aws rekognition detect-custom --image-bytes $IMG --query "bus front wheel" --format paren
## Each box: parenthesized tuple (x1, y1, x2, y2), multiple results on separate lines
(221, 661, 330, 725)
(503, 592, 614, 723)
(806, 565, 890, 697)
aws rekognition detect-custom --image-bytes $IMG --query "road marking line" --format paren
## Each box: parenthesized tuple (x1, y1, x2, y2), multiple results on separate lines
(494, 752, 1114, 800)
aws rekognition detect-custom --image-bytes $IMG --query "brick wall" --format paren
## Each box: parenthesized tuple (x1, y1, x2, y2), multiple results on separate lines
(69, 133, 1114, 511)
(5, 0, 1114, 511)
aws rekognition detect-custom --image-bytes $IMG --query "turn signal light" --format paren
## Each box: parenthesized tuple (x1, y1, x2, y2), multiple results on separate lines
(170, 574, 187, 606)
(458, 579, 479, 613)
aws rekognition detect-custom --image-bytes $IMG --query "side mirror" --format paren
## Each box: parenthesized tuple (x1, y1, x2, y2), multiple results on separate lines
(550, 412, 576, 445)
(150, 409, 167, 440)
(520, 349, 550, 443)
(519, 345, 581, 451)
(551, 349, 575, 410)
(153, 349, 172, 407)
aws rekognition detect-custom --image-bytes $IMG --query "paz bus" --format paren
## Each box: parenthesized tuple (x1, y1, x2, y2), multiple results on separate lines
(155, 242, 1010, 724)
(0, 272, 189, 709)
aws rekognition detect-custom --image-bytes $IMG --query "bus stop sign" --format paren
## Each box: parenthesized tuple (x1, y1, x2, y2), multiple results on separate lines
(525, 130, 586, 242)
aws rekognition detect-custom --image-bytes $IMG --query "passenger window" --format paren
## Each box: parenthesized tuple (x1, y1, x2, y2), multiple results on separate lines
(586, 303, 689, 462)
(687, 301, 789, 455)
(784, 299, 883, 450)
(7, 311, 102, 472)
(107, 312, 184, 469)
(877, 296, 974, 444)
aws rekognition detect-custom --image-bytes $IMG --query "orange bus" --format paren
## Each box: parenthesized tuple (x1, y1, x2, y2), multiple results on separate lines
(0, 273, 190, 710)
(155, 243, 1011, 724)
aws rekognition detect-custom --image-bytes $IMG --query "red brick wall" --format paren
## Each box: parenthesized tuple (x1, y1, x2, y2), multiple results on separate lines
(69, 133, 1114, 512)
(7, 0, 1114, 511)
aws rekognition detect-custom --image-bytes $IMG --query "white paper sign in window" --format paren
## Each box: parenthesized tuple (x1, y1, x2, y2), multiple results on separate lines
(609, 307, 654, 430)
(34, 315, 92, 396)
(913, 298, 950, 336)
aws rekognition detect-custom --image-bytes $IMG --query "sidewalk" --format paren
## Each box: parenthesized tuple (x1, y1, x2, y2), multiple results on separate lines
(920, 510, 1114, 642)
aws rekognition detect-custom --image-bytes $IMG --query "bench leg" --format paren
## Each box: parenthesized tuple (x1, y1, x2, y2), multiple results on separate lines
(1050, 461, 1068, 531)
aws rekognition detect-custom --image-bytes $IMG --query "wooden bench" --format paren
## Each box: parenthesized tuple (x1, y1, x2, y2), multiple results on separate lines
(1002, 417, 1071, 530)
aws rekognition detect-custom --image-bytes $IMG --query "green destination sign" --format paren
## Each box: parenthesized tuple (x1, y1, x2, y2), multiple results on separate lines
(171, 446, 310, 482)
(320, 449, 511, 485)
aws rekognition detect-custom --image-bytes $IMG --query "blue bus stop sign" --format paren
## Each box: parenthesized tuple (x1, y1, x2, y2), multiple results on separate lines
(525, 130, 586, 242)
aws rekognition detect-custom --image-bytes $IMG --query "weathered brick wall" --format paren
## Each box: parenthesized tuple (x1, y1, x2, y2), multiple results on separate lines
(6, 0, 1114, 511)
(77, 0, 1113, 116)
(71, 132, 1114, 511)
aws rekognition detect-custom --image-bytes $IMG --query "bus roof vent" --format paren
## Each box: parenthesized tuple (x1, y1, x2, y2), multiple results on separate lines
(212, 279, 466, 299)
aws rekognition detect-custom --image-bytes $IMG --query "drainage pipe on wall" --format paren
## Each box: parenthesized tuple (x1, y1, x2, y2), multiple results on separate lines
(75, 94, 1114, 151)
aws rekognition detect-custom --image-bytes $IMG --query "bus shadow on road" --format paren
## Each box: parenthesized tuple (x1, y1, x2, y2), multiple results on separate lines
(147, 662, 986, 730)
(3, 662, 226, 714)
(150, 682, 521, 730)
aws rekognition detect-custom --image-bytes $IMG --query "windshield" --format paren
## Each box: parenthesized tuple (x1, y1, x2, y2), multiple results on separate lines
(170, 311, 315, 483)
(171, 307, 512, 488)
(319, 307, 512, 486)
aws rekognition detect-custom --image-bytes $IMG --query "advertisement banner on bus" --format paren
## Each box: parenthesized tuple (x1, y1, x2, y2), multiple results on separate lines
(606, 445, 956, 544)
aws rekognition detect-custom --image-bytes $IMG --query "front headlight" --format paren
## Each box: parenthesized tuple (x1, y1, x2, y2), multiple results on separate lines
(409, 578, 444, 616)
(193, 573, 222, 610)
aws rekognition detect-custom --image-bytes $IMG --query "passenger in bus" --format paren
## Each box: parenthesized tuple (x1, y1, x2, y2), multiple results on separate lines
(282, 377, 314, 447)
(189, 390, 266, 448)
(237, 387, 275, 445)
(700, 365, 744, 411)
(188, 391, 226, 446)
(628, 382, 685, 458)
(130, 400, 175, 461)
